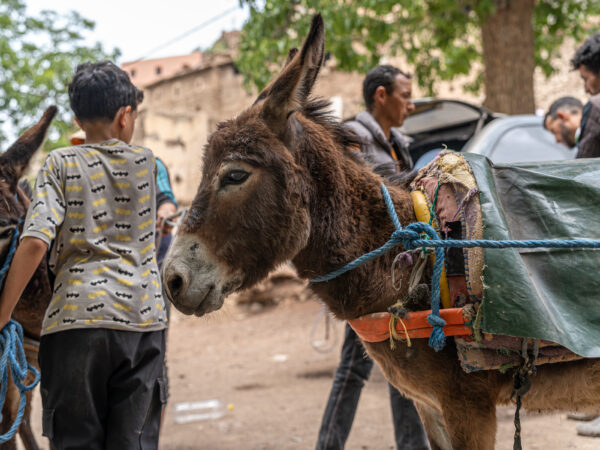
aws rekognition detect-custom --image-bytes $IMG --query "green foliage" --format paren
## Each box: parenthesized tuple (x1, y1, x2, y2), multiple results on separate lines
(0, 0, 119, 149)
(534, 0, 600, 77)
(236, 0, 600, 94)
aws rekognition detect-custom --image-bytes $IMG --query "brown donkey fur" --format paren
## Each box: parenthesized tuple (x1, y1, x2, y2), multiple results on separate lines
(162, 16, 600, 449)
(0, 106, 56, 450)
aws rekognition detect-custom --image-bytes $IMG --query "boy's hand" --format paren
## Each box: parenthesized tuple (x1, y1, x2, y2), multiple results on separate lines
(157, 202, 177, 234)
(0, 315, 11, 331)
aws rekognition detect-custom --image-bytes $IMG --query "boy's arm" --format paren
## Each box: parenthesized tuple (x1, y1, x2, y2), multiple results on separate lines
(155, 157, 178, 207)
(155, 157, 178, 233)
(0, 237, 48, 329)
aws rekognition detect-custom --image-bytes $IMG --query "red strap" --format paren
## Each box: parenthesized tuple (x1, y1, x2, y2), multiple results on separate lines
(348, 307, 471, 343)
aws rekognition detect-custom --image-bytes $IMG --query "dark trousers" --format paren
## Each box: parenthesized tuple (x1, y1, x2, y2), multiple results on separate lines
(39, 328, 167, 450)
(316, 324, 429, 450)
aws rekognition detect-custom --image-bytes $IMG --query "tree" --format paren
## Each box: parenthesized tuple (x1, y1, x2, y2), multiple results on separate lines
(236, 0, 600, 114)
(0, 0, 119, 146)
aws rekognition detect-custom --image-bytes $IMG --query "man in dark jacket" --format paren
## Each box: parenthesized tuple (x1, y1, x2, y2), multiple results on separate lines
(544, 95, 600, 159)
(316, 66, 428, 450)
(345, 65, 415, 172)
(570, 33, 600, 160)
(544, 33, 600, 160)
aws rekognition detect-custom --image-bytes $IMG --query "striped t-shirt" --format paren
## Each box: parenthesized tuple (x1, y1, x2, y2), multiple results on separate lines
(22, 139, 167, 335)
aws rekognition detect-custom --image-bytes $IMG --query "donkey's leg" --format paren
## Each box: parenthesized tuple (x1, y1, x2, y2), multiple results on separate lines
(18, 390, 39, 450)
(440, 397, 496, 450)
(414, 402, 452, 450)
(0, 382, 20, 450)
(14, 350, 40, 450)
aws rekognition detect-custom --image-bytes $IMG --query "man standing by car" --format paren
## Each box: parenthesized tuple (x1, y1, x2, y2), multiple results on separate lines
(544, 95, 600, 158)
(315, 65, 429, 450)
(344, 65, 415, 173)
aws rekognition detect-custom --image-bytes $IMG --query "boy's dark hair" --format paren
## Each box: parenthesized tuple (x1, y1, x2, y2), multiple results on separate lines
(363, 65, 411, 111)
(543, 96, 583, 129)
(68, 61, 144, 121)
(571, 33, 600, 74)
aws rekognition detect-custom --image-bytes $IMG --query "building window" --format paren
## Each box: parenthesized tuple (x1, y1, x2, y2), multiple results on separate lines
(156, 66, 162, 75)
(130, 70, 136, 78)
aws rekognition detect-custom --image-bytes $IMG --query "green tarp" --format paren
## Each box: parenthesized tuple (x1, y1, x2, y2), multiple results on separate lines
(463, 154, 600, 357)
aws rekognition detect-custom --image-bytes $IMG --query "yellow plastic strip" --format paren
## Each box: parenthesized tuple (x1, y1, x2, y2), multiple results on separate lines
(410, 190, 452, 309)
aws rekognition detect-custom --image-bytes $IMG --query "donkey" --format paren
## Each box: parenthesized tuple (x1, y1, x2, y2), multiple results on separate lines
(0, 106, 56, 450)
(162, 15, 600, 449)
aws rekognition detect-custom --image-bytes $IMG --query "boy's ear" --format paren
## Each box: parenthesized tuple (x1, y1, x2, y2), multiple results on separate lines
(117, 105, 132, 128)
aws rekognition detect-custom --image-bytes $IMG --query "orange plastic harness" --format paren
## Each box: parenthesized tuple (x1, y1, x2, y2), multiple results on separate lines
(348, 307, 471, 343)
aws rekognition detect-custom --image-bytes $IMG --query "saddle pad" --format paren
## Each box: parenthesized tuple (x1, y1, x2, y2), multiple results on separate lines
(463, 154, 600, 358)
(454, 335, 583, 372)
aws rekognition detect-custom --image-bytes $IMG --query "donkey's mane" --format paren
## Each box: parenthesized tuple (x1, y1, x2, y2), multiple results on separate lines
(301, 96, 362, 152)
(302, 96, 418, 190)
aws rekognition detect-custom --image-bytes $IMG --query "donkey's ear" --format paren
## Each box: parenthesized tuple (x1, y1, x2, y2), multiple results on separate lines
(260, 14, 325, 139)
(0, 106, 57, 181)
(283, 48, 299, 68)
(252, 48, 300, 106)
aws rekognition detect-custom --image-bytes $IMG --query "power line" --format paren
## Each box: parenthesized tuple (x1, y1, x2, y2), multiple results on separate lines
(133, 5, 241, 62)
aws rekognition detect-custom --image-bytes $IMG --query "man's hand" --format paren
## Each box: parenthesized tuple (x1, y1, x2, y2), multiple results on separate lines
(157, 202, 177, 235)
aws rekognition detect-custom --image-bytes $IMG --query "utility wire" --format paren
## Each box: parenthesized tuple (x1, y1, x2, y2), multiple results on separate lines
(133, 4, 241, 62)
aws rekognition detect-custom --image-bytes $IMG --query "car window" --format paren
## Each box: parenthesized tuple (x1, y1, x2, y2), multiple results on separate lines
(401, 102, 481, 135)
(487, 125, 575, 164)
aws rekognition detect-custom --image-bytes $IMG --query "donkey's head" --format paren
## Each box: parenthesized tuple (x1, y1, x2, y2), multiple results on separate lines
(0, 106, 57, 257)
(162, 16, 332, 316)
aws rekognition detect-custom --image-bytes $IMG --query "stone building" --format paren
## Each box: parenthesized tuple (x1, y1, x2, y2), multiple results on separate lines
(122, 51, 204, 88)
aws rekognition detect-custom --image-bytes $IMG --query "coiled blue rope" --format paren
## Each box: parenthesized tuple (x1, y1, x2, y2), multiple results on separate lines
(0, 219, 40, 442)
(311, 183, 600, 352)
(0, 320, 40, 443)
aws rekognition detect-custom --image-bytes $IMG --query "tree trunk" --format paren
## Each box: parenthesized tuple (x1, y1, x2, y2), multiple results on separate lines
(481, 0, 536, 114)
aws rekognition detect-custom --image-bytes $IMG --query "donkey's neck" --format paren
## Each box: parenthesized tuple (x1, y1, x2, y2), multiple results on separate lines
(292, 134, 417, 320)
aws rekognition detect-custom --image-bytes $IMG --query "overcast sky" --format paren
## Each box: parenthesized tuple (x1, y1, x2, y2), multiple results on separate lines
(25, 0, 250, 62)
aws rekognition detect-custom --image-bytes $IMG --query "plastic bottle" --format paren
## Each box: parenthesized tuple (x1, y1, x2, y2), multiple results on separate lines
(173, 399, 232, 424)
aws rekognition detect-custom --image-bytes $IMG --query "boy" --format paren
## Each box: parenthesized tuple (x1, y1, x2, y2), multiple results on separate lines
(0, 61, 167, 449)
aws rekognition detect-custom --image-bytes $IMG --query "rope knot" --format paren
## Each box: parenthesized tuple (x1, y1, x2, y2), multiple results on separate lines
(391, 229, 420, 250)
(427, 313, 447, 352)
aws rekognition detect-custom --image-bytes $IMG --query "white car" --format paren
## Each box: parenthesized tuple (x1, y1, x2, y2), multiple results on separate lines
(399, 99, 576, 169)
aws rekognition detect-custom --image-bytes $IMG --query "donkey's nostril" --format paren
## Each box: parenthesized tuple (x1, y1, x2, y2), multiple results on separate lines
(166, 273, 186, 300)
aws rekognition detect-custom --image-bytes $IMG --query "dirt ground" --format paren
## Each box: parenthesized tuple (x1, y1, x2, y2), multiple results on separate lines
(21, 298, 599, 449)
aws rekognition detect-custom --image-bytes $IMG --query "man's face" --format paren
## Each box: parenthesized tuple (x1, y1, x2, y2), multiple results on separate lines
(579, 65, 600, 95)
(545, 113, 578, 148)
(381, 75, 415, 127)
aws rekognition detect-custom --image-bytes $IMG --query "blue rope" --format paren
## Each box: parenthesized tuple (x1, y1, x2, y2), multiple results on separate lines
(0, 320, 40, 443)
(0, 219, 40, 442)
(311, 183, 600, 352)
(0, 220, 21, 291)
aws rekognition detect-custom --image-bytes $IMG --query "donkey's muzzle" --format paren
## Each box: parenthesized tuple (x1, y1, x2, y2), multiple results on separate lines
(161, 234, 226, 317)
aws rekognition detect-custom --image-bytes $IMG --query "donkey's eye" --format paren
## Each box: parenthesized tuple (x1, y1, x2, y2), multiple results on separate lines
(221, 170, 250, 187)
